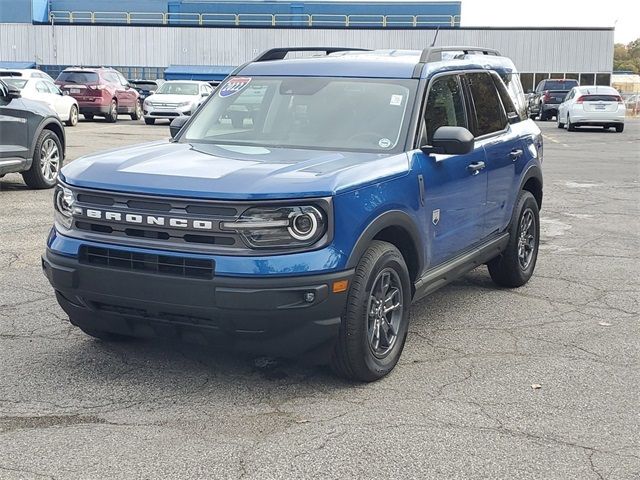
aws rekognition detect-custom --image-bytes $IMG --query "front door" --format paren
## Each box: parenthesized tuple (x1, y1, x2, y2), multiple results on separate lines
(0, 83, 29, 163)
(415, 74, 487, 268)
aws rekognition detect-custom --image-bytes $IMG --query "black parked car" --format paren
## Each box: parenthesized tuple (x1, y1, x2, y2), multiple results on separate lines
(528, 79, 579, 120)
(0, 79, 66, 189)
(129, 79, 165, 101)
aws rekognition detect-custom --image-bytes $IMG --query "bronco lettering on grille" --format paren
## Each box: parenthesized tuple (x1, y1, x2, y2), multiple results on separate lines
(82, 208, 216, 230)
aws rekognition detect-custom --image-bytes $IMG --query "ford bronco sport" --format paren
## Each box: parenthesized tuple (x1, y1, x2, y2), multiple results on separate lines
(42, 47, 543, 381)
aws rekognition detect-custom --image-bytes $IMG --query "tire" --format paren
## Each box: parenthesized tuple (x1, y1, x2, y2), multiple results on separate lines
(106, 99, 118, 123)
(615, 124, 624, 133)
(84, 113, 94, 120)
(567, 115, 576, 131)
(21, 129, 63, 189)
(488, 191, 540, 288)
(557, 115, 564, 129)
(330, 240, 411, 382)
(529, 113, 537, 120)
(65, 105, 78, 127)
(539, 110, 548, 121)
(130, 100, 142, 120)
(144, 117, 155, 125)
(76, 324, 132, 342)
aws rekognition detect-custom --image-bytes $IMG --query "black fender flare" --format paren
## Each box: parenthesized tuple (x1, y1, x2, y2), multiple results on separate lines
(346, 210, 424, 274)
(28, 117, 66, 167)
(518, 164, 543, 206)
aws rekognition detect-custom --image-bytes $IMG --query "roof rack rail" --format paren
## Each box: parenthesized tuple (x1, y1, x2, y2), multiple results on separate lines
(419, 46, 501, 63)
(253, 47, 371, 62)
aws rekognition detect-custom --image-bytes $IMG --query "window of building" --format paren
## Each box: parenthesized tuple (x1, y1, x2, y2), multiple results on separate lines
(596, 73, 611, 86)
(580, 73, 595, 86)
(565, 73, 579, 81)
(423, 75, 467, 144)
(550, 73, 564, 79)
(467, 72, 507, 137)
(520, 73, 534, 93)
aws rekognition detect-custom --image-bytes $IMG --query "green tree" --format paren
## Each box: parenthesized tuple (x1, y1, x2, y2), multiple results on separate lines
(614, 39, 640, 73)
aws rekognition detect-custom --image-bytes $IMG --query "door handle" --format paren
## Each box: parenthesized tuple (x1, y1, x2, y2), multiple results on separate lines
(467, 161, 485, 175)
(510, 149, 523, 161)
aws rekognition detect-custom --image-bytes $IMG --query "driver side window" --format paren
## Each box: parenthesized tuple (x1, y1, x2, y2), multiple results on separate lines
(422, 75, 467, 145)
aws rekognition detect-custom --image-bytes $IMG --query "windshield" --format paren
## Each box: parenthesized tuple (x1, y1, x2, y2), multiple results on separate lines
(156, 82, 199, 95)
(2, 78, 27, 89)
(132, 81, 159, 91)
(182, 76, 417, 152)
(57, 71, 99, 84)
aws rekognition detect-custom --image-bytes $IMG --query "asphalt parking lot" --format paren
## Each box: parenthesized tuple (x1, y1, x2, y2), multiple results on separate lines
(0, 116, 638, 479)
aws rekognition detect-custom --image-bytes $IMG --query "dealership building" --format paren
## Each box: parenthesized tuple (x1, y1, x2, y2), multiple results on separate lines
(0, 0, 615, 91)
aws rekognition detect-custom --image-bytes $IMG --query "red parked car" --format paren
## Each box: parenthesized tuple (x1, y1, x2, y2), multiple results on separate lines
(55, 67, 142, 122)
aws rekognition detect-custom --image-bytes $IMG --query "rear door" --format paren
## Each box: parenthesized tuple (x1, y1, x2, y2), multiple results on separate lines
(0, 82, 29, 164)
(464, 71, 524, 237)
(414, 73, 488, 267)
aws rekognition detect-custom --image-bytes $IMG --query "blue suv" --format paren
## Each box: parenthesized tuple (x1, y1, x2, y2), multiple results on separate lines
(42, 47, 543, 381)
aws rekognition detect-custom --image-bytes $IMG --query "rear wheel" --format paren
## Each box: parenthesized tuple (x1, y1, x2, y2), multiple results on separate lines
(21, 129, 63, 189)
(65, 105, 78, 127)
(488, 191, 539, 288)
(130, 100, 142, 120)
(330, 240, 411, 382)
(144, 117, 155, 125)
(84, 113, 94, 120)
(106, 99, 118, 123)
(615, 124, 624, 133)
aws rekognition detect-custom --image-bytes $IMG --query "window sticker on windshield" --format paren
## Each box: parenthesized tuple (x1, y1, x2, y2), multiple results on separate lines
(219, 77, 252, 98)
(390, 94, 403, 106)
(378, 138, 392, 148)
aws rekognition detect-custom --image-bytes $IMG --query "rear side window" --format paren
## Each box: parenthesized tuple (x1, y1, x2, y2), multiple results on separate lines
(57, 71, 99, 84)
(492, 74, 520, 122)
(422, 75, 467, 144)
(544, 80, 578, 90)
(467, 72, 507, 136)
(35, 81, 49, 93)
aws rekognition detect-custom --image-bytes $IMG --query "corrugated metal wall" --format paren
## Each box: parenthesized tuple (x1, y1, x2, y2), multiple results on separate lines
(0, 24, 614, 72)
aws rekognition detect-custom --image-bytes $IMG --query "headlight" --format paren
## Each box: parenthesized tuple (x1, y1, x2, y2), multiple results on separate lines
(221, 205, 327, 249)
(178, 101, 192, 108)
(53, 185, 76, 229)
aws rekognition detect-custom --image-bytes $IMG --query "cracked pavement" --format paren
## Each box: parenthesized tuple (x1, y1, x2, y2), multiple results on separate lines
(0, 118, 638, 479)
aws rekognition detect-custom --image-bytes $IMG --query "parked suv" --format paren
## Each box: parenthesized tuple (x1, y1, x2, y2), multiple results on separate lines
(528, 78, 579, 120)
(42, 47, 543, 381)
(55, 67, 142, 122)
(0, 79, 66, 188)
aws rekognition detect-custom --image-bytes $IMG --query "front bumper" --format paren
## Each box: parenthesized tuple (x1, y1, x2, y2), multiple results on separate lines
(143, 104, 193, 120)
(42, 249, 352, 356)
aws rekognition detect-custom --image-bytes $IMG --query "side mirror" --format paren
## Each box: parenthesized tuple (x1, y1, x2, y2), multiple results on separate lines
(170, 116, 189, 139)
(507, 112, 519, 124)
(6, 85, 21, 100)
(421, 126, 474, 156)
(201, 92, 210, 97)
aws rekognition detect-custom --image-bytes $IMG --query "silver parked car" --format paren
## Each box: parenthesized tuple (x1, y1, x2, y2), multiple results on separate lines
(142, 80, 213, 124)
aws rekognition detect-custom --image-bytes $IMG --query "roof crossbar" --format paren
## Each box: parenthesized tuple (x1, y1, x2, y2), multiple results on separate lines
(412, 45, 502, 78)
(253, 47, 371, 62)
(419, 46, 501, 63)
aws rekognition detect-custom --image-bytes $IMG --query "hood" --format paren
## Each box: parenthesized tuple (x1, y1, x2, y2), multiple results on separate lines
(146, 93, 199, 104)
(61, 141, 409, 200)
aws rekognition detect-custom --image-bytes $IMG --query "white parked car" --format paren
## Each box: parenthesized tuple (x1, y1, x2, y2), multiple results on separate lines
(142, 80, 213, 125)
(0, 68, 55, 81)
(2, 77, 79, 126)
(557, 86, 626, 132)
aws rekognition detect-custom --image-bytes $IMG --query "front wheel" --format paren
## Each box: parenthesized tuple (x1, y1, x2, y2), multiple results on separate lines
(567, 115, 576, 131)
(130, 100, 142, 120)
(144, 117, 155, 125)
(65, 105, 78, 126)
(330, 240, 411, 382)
(488, 191, 540, 288)
(615, 124, 624, 133)
(557, 114, 564, 129)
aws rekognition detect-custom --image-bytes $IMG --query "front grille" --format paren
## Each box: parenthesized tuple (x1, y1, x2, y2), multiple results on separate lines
(69, 188, 247, 253)
(152, 111, 179, 116)
(91, 301, 217, 327)
(80, 246, 214, 279)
